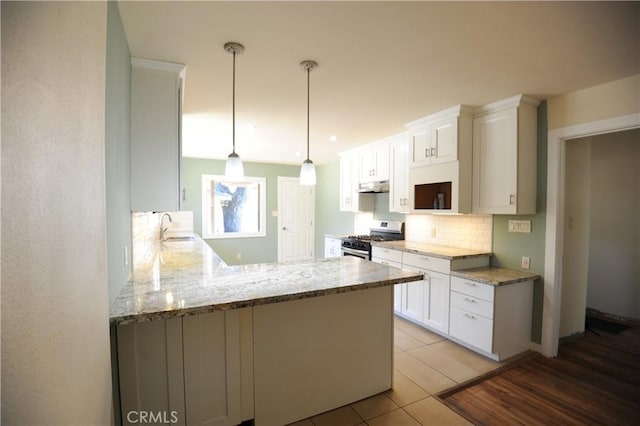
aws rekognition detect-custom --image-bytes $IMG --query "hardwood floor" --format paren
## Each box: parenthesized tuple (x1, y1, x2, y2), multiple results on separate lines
(438, 324, 640, 425)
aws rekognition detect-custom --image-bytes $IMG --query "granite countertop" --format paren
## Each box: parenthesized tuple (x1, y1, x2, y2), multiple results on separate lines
(371, 240, 492, 260)
(110, 235, 422, 326)
(451, 267, 540, 286)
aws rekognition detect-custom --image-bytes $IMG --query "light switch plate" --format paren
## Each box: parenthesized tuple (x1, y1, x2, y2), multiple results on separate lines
(508, 220, 531, 233)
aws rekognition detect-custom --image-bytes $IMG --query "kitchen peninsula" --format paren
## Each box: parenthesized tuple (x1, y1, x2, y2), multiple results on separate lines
(110, 235, 422, 426)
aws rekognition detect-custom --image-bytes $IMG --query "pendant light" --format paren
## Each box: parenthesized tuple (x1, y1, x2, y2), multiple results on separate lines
(224, 42, 245, 179)
(299, 60, 318, 186)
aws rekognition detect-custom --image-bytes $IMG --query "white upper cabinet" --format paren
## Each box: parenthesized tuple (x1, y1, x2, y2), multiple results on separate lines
(130, 58, 185, 212)
(389, 133, 410, 213)
(408, 107, 471, 168)
(472, 95, 540, 214)
(339, 154, 373, 212)
(358, 141, 390, 183)
(407, 106, 474, 214)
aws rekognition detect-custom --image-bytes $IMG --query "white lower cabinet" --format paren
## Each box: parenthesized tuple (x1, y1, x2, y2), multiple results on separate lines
(324, 236, 342, 258)
(371, 245, 534, 360)
(449, 276, 533, 360)
(401, 254, 451, 334)
(449, 306, 493, 354)
(116, 309, 251, 426)
(371, 247, 403, 312)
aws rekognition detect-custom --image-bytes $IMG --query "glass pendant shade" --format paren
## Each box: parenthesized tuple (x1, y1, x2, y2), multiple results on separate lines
(225, 152, 244, 180)
(299, 159, 316, 186)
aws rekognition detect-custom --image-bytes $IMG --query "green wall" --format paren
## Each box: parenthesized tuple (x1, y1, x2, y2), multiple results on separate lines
(181, 157, 300, 265)
(314, 160, 356, 256)
(491, 102, 547, 343)
(105, 1, 131, 305)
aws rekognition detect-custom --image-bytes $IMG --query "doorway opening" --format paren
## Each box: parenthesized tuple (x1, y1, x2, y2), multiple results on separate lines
(544, 113, 640, 357)
(561, 129, 640, 339)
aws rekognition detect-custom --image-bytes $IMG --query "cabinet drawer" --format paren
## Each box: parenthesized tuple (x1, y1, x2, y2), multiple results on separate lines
(403, 252, 450, 274)
(450, 291, 494, 319)
(372, 258, 402, 269)
(371, 247, 402, 263)
(449, 306, 493, 353)
(451, 276, 494, 302)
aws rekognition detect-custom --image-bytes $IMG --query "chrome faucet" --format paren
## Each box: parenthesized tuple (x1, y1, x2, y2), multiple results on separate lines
(160, 213, 173, 241)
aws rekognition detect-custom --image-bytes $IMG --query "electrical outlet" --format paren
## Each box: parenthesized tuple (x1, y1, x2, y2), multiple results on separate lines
(236, 253, 242, 260)
(521, 256, 530, 270)
(508, 220, 532, 233)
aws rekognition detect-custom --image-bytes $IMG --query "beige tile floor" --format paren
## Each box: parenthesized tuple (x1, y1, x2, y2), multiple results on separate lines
(289, 316, 506, 426)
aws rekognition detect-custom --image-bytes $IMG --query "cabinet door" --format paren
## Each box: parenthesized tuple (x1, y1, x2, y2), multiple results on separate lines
(324, 237, 342, 258)
(117, 319, 186, 425)
(410, 125, 430, 167)
(404, 279, 427, 323)
(472, 108, 518, 214)
(359, 149, 375, 183)
(423, 271, 450, 333)
(400, 264, 427, 323)
(183, 311, 242, 426)
(373, 143, 390, 181)
(429, 115, 458, 165)
(394, 283, 404, 313)
(339, 156, 354, 211)
(130, 65, 183, 212)
(389, 139, 409, 213)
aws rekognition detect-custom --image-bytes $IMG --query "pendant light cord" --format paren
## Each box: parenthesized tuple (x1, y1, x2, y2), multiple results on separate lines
(306, 66, 310, 161)
(232, 50, 236, 155)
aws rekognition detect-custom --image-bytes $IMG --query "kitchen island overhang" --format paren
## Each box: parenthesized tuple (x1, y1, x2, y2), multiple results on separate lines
(110, 238, 422, 425)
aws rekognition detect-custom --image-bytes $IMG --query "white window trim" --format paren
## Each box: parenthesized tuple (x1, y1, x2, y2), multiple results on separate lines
(201, 174, 267, 239)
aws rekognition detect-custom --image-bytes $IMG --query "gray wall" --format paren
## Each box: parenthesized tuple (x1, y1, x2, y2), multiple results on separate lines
(106, 1, 132, 305)
(181, 157, 300, 265)
(1, 2, 112, 423)
(587, 129, 640, 319)
(491, 102, 547, 344)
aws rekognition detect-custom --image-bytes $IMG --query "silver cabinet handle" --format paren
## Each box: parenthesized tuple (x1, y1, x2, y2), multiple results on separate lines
(464, 297, 477, 303)
(430, 147, 436, 156)
(464, 313, 476, 319)
(425, 148, 430, 158)
(464, 281, 477, 287)
(509, 194, 516, 205)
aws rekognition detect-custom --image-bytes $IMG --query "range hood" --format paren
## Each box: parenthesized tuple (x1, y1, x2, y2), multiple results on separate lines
(357, 180, 389, 193)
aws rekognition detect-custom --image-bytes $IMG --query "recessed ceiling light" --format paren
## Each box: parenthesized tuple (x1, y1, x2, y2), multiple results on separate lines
(329, 135, 339, 142)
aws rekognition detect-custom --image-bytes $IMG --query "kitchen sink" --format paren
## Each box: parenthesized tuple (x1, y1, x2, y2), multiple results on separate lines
(164, 236, 196, 241)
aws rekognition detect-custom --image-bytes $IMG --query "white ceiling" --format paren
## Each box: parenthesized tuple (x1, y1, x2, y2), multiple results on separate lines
(117, 1, 639, 166)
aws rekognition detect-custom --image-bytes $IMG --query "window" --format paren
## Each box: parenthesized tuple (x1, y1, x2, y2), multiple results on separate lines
(201, 175, 266, 239)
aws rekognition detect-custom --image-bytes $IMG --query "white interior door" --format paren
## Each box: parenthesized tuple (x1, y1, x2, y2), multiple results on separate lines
(277, 177, 315, 262)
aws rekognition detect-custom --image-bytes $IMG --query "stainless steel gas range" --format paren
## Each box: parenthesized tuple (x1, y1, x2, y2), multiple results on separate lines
(341, 220, 405, 260)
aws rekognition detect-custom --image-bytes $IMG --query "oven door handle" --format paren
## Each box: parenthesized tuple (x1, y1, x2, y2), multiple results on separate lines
(341, 246, 370, 259)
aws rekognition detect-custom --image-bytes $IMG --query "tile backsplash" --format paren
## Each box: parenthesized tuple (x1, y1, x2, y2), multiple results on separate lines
(405, 214, 493, 251)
